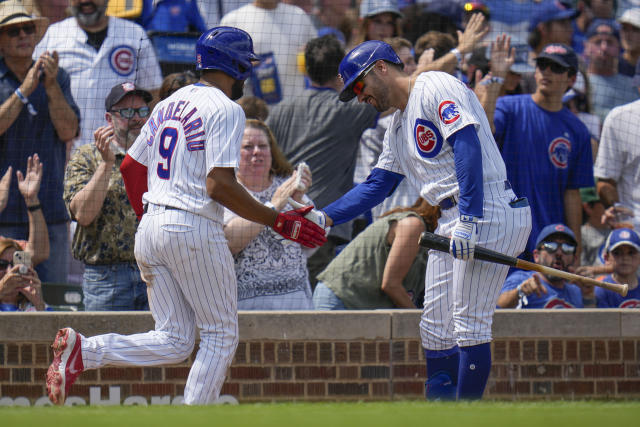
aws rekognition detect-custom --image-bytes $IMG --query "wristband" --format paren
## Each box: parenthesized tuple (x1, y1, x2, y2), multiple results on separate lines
(27, 204, 42, 212)
(15, 88, 37, 116)
(450, 48, 463, 64)
(264, 201, 277, 211)
(479, 76, 505, 86)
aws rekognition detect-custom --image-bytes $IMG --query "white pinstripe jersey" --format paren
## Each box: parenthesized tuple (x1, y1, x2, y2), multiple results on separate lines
(127, 83, 245, 222)
(375, 72, 508, 208)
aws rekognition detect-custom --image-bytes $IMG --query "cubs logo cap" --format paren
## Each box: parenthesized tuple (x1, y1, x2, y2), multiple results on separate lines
(105, 82, 153, 111)
(535, 223, 577, 248)
(605, 228, 640, 253)
(536, 43, 578, 72)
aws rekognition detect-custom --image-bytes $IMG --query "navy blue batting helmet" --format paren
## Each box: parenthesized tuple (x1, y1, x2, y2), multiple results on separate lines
(338, 40, 402, 102)
(196, 26, 258, 81)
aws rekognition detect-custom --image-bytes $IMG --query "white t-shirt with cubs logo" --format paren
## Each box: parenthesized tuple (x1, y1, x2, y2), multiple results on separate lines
(374, 71, 507, 207)
(34, 16, 162, 153)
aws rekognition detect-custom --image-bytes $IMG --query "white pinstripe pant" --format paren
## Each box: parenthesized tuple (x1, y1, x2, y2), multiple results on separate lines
(420, 182, 532, 350)
(80, 205, 238, 405)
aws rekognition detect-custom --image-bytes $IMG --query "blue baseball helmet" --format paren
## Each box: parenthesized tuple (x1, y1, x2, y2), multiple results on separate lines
(196, 26, 258, 81)
(338, 40, 402, 102)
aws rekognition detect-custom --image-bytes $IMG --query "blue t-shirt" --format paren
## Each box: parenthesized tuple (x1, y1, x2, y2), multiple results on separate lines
(0, 59, 80, 225)
(494, 95, 594, 254)
(571, 20, 586, 55)
(141, 0, 207, 33)
(501, 270, 584, 308)
(596, 275, 640, 308)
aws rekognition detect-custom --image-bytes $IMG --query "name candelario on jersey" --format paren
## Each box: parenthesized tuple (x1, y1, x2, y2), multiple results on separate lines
(145, 100, 205, 151)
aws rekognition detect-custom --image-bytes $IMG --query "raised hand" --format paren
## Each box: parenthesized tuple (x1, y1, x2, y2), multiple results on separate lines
(94, 125, 116, 164)
(456, 13, 490, 55)
(489, 34, 515, 78)
(40, 50, 60, 89)
(0, 166, 12, 213)
(17, 154, 42, 204)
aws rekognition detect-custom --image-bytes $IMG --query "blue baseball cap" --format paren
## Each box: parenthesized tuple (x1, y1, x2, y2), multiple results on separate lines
(360, 0, 403, 19)
(605, 228, 640, 252)
(536, 43, 579, 72)
(585, 19, 620, 42)
(535, 223, 578, 248)
(529, 1, 578, 32)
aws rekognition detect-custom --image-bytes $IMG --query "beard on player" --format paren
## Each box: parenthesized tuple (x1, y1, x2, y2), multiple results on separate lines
(231, 80, 245, 101)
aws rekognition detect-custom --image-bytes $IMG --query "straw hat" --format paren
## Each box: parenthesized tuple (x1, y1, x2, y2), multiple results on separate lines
(0, 0, 48, 44)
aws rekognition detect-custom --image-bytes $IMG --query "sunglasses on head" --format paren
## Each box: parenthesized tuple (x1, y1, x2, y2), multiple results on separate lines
(539, 241, 576, 255)
(0, 259, 14, 269)
(536, 58, 570, 74)
(5, 24, 36, 38)
(110, 106, 150, 119)
(352, 63, 376, 97)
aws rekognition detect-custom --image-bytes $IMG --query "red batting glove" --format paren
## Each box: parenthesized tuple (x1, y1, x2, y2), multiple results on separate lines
(273, 206, 327, 248)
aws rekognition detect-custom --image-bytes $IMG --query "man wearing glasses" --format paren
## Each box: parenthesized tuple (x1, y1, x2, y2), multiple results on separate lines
(63, 82, 152, 311)
(497, 223, 588, 309)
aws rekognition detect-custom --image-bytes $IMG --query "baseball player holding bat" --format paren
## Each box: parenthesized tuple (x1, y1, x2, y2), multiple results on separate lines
(306, 40, 532, 400)
(45, 27, 326, 406)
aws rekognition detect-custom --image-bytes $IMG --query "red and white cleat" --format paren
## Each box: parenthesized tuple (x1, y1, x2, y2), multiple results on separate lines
(46, 328, 84, 405)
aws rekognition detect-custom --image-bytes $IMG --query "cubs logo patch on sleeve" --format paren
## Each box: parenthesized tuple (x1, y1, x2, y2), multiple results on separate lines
(548, 137, 572, 169)
(438, 100, 460, 125)
(414, 118, 443, 158)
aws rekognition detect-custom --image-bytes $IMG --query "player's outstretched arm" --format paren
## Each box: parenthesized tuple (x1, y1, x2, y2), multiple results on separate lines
(208, 167, 326, 248)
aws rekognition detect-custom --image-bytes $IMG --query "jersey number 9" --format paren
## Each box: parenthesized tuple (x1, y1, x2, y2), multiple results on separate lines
(157, 127, 178, 179)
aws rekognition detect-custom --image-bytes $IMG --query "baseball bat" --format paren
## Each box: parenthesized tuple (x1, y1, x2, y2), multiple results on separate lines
(418, 231, 628, 297)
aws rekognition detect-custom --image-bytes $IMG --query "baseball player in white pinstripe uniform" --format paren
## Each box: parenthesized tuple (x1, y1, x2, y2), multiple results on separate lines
(319, 41, 532, 400)
(45, 27, 326, 406)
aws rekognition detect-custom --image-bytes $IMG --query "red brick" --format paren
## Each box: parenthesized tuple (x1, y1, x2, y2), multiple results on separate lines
(277, 342, 291, 364)
(623, 341, 635, 361)
(230, 366, 271, 380)
(33, 368, 47, 381)
(1, 384, 45, 399)
(339, 366, 358, 379)
(537, 341, 549, 362)
(372, 382, 389, 396)
(532, 381, 552, 395)
(20, 344, 32, 365)
(617, 380, 640, 393)
(364, 343, 376, 363)
(131, 383, 175, 396)
(34, 344, 48, 365)
(566, 340, 578, 361)
(295, 366, 336, 380)
(305, 342, 318, 363)
(608, 341, 621, 361)
(275, 367, 292, 380)
(221, 382, 239, 396)
(393, 364, 425, 378)
(508, 341, 520, 361)
(263, 342, 275, 364)
(263, 382, 304, 396)
(100, 367, 142, 381)
(249, 342, 261, 364)
(490, 364, 507, 378)
(378, 342, 390, 363)
(328, 382, 369, 395)
(349, 343, 362, 363)
(143, 367, 163, 382)
(522, 341, 535, 361)
(489, 380, 530, 395)
(11, 368, 30, 383)
(242, 383, 261, 397)
(551, 340, 563, 361)
(562, 364, 583, 378)
(520, 364, 561, 378)
(307, 382, 326, 396)
(493, 341, 506, 362)
(335, 342, 347, 363)
(594, 340, 606, 360)
(407, 341, 421, 362)
(625, 363, 640, 377)
(234, 342, 246, 364)
(579, 341, 593, 361)
(0, 368, 10, 381)
(392, 381, 423, 395)
(392, 341, 405, 362)
(6, 344, 19, 364)
(292, 342, 305, 363)
(584, 364, 625, 377)
(595, 381, 616, 395)
(554, 381, 594, 395)
(319, 343, 332, 364)
(165, 367, 190, 380)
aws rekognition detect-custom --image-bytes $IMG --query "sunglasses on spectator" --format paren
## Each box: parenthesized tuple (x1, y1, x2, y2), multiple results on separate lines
(352, 63, 376, 97)
(539, 241, 576, 255)
(536, 59, 570, 74)
(0, 259, 14, 269)
(110, 106, 150, 119)
(4, 24, 36, 38)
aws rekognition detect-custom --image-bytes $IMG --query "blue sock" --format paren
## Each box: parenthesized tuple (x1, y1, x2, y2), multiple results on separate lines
(424, 346, 459, 401)
(457, 343, 492, 400)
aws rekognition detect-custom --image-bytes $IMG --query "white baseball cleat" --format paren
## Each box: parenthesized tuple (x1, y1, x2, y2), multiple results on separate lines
(46, 328, 84, 405)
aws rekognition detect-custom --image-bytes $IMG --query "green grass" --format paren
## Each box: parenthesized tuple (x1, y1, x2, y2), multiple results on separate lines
(3, 401, 640, 427)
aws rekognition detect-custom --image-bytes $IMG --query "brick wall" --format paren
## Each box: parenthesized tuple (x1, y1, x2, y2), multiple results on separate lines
(1, 310, 639, 404)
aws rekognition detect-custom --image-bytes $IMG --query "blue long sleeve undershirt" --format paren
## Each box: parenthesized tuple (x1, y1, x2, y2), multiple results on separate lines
(449, 124, 484, 218)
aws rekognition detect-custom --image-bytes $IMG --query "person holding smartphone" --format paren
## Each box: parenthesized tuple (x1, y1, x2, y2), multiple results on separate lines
(0, 238, 45, 311)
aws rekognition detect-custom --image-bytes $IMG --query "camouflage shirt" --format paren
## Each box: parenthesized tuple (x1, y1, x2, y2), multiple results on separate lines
(64, 144, 138, 264)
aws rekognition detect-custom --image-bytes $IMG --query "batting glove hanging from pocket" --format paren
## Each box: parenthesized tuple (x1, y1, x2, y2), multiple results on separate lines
(449, 215, 479, 260)
(273, 206, 328, 248)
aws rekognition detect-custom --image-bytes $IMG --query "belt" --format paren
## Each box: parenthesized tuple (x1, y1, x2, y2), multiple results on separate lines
(143, 204, 181, 214)
(438, 180, 512, 211)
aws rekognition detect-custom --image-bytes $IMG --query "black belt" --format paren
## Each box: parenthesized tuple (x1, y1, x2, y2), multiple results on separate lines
(438, 180, 512, 211)
(143, 204, 181, 214)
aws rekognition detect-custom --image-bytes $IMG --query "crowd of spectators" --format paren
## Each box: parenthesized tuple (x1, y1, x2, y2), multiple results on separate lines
(2, 0, 640, 312)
